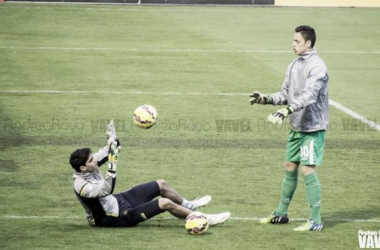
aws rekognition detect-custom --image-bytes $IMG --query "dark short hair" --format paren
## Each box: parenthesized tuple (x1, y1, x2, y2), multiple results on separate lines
(70, 148, 91, 172)
(295, 25, 316, 48)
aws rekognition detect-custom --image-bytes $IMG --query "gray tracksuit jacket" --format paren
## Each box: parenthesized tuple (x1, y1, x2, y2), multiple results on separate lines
(270, 48, 329, 132)
(72, 146, 119, 226)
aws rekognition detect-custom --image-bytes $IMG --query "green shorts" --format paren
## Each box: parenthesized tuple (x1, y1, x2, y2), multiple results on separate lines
(286, 130, 325, 166)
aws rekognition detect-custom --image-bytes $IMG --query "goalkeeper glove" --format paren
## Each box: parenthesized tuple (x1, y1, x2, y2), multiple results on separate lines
(249, 91, 273, 105)
(267, 106, 295, 125)
(106, 120, 117, 143)
(108, 141, 121, 174)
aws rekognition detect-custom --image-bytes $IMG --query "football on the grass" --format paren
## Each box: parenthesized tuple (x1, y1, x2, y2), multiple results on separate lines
(133, 105, 158, 129)
(185, 212, 209, 235)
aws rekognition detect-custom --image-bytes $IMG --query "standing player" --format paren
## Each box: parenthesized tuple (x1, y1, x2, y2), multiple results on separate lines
(250, 25, 329, 231)
(69, 120, 230, 227)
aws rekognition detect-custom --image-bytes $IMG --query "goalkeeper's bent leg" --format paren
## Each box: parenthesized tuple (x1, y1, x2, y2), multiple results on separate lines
(159, 198, 192, 219)
(156, 179, 183, 205)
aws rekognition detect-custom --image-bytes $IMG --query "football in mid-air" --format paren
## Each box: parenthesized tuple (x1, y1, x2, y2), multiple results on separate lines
(133, 104, 158, 129)
(185, 212, 209, 235)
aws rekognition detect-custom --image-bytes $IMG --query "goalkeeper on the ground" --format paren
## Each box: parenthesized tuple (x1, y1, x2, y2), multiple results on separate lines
(70, 120, 230, 227)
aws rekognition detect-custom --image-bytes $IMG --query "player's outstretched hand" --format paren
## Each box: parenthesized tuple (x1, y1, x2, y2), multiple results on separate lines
(106, 120, 117, 143)
(249, 91, 272, 105)
(267, 106, 294, 125)
(108, 141, 121, 174)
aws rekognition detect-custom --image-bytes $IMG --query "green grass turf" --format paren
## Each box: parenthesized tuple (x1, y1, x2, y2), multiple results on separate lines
(1, 3, 380, 250)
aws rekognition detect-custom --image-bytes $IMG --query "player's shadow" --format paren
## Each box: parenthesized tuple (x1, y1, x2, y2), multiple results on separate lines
(68, 221, 180, 230)
(137, 218, 183, 228)
(323, 207, 380, 228)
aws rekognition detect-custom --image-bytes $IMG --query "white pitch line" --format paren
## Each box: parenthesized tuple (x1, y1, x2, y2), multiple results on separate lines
(230, 217, 380, 223)
(0, 46, 292, 54)
(1, 215, 81, 219)
(0, 89, 248, 96)
(0, 46, 380, 54)
(0, 5, 364, 14)
(1, 215, 380, 223)
(329, 99, 380, 132)
(1, 89, 379, 132)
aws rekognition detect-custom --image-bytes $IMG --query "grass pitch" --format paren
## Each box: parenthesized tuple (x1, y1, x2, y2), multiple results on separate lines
(0, 3, 380, 250)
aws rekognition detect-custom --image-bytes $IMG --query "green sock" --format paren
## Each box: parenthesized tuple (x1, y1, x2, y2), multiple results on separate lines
(304, 172, 321, 224)
(275, 170, 298, 216)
